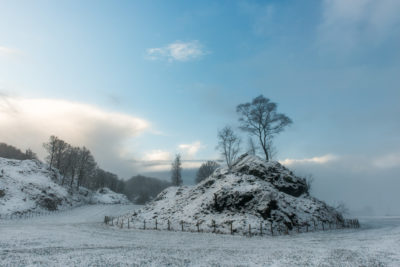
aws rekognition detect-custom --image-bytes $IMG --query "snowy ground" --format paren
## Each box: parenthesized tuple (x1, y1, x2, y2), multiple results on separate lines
(1, 205, 399, 266)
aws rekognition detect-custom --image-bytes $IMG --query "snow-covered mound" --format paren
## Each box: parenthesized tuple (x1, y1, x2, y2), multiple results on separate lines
(90, 188, 130, 204)
(0, 157, 129, 216)
(124, 154, 343, 234)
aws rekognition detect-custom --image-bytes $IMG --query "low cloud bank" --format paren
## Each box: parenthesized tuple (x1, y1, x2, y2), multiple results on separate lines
(282, 153, 400, 216)
(0, 95, 150, 178)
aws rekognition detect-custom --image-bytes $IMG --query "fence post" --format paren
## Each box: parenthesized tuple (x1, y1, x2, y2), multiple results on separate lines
(128, 219, 130, 229)
(313, 220, 316, 231)
(248, 224, 252, 237)
(196, 221, 200, 233)
(260, 222, 263, 236)
(180, 221, 184, 232)
(143, 220, 146, 230)
(168, 220, 171, 231)
(212, 220, 216, 233)
(155, 219, 158, 230)
(121, 219, 123, 229)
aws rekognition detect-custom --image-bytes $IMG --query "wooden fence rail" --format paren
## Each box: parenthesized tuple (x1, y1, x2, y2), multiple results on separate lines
(104, 216, 360, 237)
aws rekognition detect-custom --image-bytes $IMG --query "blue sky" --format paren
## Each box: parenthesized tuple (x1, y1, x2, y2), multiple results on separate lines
(1, 0, 400, 213)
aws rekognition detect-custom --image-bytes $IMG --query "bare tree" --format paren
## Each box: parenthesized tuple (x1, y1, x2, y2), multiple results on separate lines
(171, 154, 183, 186)
(217, 126, 241, 168)
(236, 95, 292, 161)
(43, 136, 59, 169)
(67, 147, 81, 188)
(54, 139, 68, 170)
(195, 161, 219, 183)
(59, 145, 77, 185)
(76, 147, 96, 189)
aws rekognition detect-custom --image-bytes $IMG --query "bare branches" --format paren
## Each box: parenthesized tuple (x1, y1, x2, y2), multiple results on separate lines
(236, 95, 292, 161)
(217, 126, 241, 168)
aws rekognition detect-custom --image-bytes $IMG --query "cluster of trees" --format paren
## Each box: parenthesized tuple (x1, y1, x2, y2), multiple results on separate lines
(43, 136, 124, 193)
(171, 95, 292, 185)
(43, 136, 171, 203)
(1, 138, 172, 204)
(216, 95, 292, 167)
(0, 143, 38, 161)
(195, 160, 219, 184)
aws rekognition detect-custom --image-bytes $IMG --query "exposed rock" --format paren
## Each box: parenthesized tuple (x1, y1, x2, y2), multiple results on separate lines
(38, 196, 62, 211)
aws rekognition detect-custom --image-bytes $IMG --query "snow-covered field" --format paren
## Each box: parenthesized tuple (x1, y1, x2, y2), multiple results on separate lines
(1, 204, 399, 266)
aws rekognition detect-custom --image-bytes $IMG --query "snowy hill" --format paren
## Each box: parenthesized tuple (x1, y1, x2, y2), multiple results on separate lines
(0, 157, 129, 216)
(90, 187, 129, 204)
(122, 154, 343, 234)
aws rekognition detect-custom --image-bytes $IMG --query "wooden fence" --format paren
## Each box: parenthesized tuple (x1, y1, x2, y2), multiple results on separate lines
(104, 216, 360, 237)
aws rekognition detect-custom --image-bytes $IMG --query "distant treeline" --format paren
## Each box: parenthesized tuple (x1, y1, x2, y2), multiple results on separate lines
(0, 139, 170, 204)
(124, 175, 170, 204)
(0, 143, 38, 161)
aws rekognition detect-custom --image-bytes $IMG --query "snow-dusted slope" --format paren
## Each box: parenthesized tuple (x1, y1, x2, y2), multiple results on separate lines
(90, 188, 129, 204)
(0, 157, 129, 216)
(123, 154, 343, 234)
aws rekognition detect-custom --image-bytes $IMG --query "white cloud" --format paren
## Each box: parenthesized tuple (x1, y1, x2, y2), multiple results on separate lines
(279, 154, 338, 166)
(178, 141, 203, 157)
(373, 153, 400, 169)
(318, 0, 400, 51)
(0, 96, 150, 177)
(146, 41, 206, 62)
(143, 150, 171, 162)
(137, 142, 204, 172)
(0, 46, 19, 56)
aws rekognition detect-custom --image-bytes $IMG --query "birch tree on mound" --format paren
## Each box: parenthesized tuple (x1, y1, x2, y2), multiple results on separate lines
(236, 95, 292, 161)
